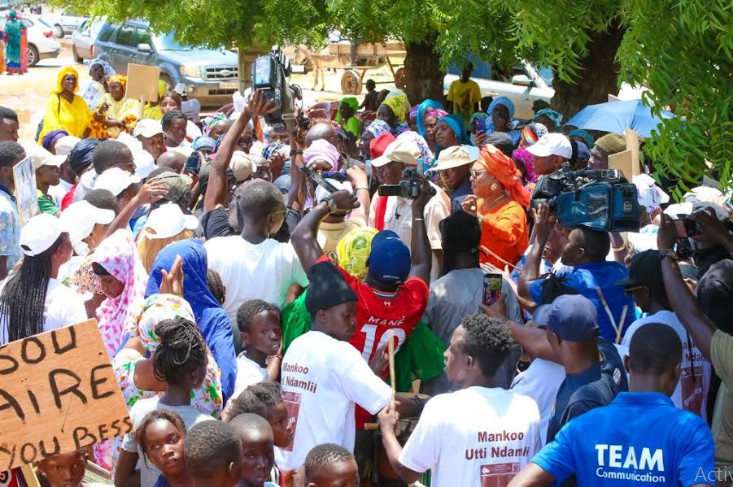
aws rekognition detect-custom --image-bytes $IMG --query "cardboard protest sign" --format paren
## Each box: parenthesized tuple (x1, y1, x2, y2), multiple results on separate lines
(12, 157, 39, 227)
(625, 128, 640, 176)
(0, 320, 131, 472)
(125, 63, 160, 103)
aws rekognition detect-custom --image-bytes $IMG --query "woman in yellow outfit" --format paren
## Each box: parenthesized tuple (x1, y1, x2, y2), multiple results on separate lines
(143, 80, 169, 120)
(39, 66, 91, 141)
(90, 74, 142, 138)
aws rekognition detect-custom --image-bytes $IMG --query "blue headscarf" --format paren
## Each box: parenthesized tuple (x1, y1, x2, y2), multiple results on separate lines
(145, 239, 237, 401)
(438, 114, 468, 144)
(192, 136, 217, 152)
(416, 99, 446, 140)
(568, 129, 595, 148)
(533, 108, 563, 130)
(487, 96, 515, 119)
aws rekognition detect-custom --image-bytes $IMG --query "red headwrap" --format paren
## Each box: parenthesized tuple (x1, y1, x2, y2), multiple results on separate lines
(478, 144, 531, 207)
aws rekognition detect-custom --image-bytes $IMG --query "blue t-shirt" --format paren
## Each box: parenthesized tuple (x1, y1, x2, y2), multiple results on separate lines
(529, 261, 635, 342)
(533, 392, 715, 486)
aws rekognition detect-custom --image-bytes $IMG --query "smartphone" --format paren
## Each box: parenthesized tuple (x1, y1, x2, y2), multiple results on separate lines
(475, 117, 487, 133)
(482, 273, 503, 307)
(673, 218, 700, 238)
(300, 166, 339, 193)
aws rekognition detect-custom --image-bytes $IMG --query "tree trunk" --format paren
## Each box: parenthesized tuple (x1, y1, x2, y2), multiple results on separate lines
(551, 21, 626, 121)
(403, 40, 445, 106)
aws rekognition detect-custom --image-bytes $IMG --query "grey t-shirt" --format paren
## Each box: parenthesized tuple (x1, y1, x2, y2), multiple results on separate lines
(421, 268, 521, 396)
(122, 396, 214, 487)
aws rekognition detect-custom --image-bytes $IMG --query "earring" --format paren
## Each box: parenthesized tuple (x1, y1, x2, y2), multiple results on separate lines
(490, 183, 499, 191)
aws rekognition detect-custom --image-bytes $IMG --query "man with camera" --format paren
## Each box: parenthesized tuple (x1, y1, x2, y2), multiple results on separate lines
(518, 203, 635, 343)
(368, 135, 450, 281)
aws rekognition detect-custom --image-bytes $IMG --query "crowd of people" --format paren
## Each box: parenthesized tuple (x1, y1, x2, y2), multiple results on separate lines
(0, 56, 731, 487)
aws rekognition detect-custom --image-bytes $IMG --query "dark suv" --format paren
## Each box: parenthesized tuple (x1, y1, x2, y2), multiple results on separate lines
(94, 20, 240, 107)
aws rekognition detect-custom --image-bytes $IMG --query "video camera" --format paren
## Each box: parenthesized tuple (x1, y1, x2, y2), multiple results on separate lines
(531, 164, 641, 232)
(251, 46, 300, 130)
(378, 168, 437, 199)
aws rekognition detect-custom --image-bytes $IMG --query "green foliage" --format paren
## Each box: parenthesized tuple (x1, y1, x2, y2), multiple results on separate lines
(56, 0, 733, 191)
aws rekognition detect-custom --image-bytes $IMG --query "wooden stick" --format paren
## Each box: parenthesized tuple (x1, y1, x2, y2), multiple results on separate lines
(20, 463, 42, 487)
(595, 286, 619, 338)
(616, 305, 629, 344)
(387, 330, 396, 393)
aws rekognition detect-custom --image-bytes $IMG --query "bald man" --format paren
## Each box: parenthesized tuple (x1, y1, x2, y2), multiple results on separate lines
(157, 150, 187, 174)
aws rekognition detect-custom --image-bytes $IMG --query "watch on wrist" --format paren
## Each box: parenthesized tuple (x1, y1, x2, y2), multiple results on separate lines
(660, 249, 679, 262)
(323, 197, 339, 214)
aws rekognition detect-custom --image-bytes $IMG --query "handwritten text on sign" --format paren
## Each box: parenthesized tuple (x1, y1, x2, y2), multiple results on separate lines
(0, 319, 131, 471)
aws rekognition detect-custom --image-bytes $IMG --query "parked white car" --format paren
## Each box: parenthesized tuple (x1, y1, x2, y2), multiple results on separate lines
(444, 60, 553, 120)
(44, 8, 88, 38)
(0, 14, 61, 67)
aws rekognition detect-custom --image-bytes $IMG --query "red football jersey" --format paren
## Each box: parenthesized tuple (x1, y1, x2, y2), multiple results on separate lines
(319, 256, 430, 427)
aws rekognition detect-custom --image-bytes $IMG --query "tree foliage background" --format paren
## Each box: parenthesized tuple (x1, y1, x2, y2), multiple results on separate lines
(56, 0, 732, 193)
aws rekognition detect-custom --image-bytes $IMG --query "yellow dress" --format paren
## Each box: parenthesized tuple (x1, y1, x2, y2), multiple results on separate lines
(39, 66, 92, 141)
(90, 94, 142, 139)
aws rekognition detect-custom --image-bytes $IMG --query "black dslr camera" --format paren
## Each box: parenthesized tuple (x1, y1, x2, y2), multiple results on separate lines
(251, 46, 301, 131)
(531, 164, 641, 232)
(378, 168, 437, 199)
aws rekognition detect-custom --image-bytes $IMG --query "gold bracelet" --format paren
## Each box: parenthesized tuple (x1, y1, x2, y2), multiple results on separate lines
(612, 241, 629, 252)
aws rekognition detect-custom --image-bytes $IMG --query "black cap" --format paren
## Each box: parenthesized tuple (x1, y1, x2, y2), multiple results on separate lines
(305, 261, 358, 314)
(615, 250, 662, 288)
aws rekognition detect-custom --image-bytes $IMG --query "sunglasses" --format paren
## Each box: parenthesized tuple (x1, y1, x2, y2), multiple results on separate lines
(470, 169, 487, 178)
(624, 286, 647, 296)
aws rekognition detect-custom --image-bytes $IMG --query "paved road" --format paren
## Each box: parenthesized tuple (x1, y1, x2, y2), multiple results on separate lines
(0, 38, 398, 141)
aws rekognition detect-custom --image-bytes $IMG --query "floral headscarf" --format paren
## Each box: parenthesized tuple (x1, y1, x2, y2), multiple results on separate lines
(107, 74, 127, 91)
(416, 99, 445, 139)
(92, 229, 149, 358)
(365, 119, 390, 139)
(203, 113, 228, 137)
(409, 105, 419, 123)
(114, 293, 223, 415)
(478, 144, 531, 206)
(337, 227, 379, 281)
(521, 123, 548, 146)
(381, 91, 409, 123)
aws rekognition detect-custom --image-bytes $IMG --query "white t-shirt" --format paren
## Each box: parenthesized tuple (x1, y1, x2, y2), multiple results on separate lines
(511, 358, 565, 445)
(399, 387, 542, 487)
(186, 120, 202, 141)
(48, 179, 73, 208)
(233, 353, 270, 398)
(205, 236, 309, 322)
(622, 309, 711, 419)
(368, 184, 449, 281)
(121, 396, 213, 487)
(0, 278, 87, 345)
(278, 331, 393, 471)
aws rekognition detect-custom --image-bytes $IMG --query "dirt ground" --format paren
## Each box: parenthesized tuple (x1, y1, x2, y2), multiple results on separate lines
(0, 38, 399, 141)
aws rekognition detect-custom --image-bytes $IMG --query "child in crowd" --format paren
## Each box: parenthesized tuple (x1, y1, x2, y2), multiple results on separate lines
(234, 300, 283, 398)
(35, 450, 107, 487)
(359, 79, 380, 113)
(225, 382, 293, 449)
(135, 410, 192, 487)
(229, 413, 278, 487)
(304, 443, 359, 487)
(185, 421, 242, 487)
(116, 316, 213, 487)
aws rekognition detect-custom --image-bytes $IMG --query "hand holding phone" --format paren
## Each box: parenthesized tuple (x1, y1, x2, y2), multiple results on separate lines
(482, 273, 503, 307)
(673, 217, 701, 238)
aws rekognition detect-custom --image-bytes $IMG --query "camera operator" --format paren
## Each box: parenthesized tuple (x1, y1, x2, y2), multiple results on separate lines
(518, 203, 635, 343)
(368, 134, 450, 282)
(526, 133, 573, 176)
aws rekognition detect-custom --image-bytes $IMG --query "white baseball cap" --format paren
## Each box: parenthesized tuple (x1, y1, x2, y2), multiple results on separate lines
(133, 118, 164, 139)
(144, 204, 199, 239)
(60, 201, 115, 254)
(371, 138, 421, 168)
(22, 143, 65, 171)
(95, 167, 141, 196)
(19, 213, 67, 256)
(526, 133, 573, 159)
(229, 151, 256, 182)
(54, 136, 81, 156)
(173, 83, 192, 96)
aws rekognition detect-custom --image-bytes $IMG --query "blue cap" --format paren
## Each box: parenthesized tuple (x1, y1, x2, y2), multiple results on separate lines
(546, 295, 599, 342)
(368, 230, 411, 284)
